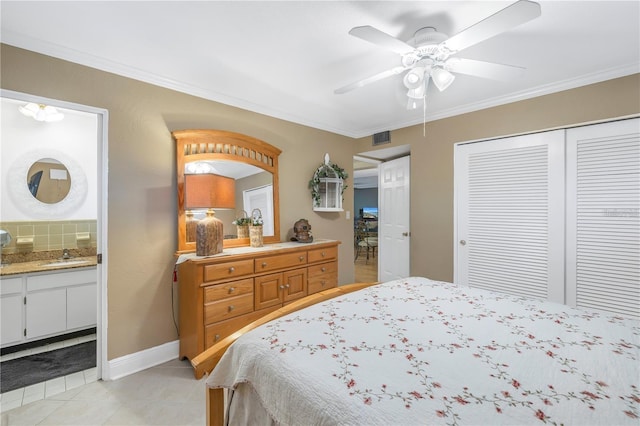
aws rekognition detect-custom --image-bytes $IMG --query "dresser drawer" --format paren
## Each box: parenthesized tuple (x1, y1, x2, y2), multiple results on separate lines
(204, 306, 280, 348)
(203, 259, 254, 282)
(255, 252, 307, 273)
(204, 293, 253, 324)
(308, 261, 337, 278)
(308, 246, 337, 263)
(308, 272, 337, 295)
(204, 278, 253, 303)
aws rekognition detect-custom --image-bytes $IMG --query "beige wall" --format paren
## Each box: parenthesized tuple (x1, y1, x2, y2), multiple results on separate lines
(353, 74, 640, 282)
(1, 44, 356, 360)
(3, 44, 638, 361)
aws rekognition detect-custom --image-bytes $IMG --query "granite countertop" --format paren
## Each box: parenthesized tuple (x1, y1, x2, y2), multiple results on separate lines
(0, 249, 98, 276)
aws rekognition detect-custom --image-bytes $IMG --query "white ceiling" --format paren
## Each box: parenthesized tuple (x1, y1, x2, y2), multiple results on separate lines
(1, 1, 638, 139)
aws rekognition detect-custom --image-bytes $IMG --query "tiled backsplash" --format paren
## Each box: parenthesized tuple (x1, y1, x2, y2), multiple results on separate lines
(0, 220, 97, 254)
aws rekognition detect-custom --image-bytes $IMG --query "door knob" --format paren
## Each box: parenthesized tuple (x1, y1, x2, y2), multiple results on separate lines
(459, 240, 466, 246)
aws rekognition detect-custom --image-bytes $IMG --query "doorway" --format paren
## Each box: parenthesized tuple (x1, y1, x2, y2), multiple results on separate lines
(0, 90, 107, 397)
(353, 145, 411, 283)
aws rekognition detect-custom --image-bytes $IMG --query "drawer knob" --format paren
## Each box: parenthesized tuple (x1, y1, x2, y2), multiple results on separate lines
(229, 266, 235, 273)
(321, 280, 326, 286)
(228, 305, 235, 312)
(279, 285, 285, 289)
(214, 334, 220, 342)
(228, 287, 235, 294)
(321, 252, 326, 257)
(262, 262, 267, 268)
(321, 267, 326, 272)
(285, 284, 290, 289)
(299, 256, 304, 261)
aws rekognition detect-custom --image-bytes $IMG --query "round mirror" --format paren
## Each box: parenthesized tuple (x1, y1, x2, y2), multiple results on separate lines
(26, 158, 71, 204)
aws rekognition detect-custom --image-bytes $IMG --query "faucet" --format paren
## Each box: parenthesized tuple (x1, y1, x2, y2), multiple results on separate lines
(62, 248, 72, 259)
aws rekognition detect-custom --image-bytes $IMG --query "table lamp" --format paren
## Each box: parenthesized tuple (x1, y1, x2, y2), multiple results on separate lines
(185, 173, 235, 256)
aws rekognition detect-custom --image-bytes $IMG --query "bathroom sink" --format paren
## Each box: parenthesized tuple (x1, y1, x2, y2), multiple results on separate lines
(42, 259, 91, 267)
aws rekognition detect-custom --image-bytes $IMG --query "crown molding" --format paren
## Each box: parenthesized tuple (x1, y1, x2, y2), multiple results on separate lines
(4, 31, 638, 139)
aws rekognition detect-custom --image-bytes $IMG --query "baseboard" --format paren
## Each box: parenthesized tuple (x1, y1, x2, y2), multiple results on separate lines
(105, 339, 179, 381)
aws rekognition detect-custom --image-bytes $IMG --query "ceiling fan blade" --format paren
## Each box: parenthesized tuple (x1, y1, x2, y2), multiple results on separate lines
(447, 57, 525, 80)
(335, 66, 407, 94)
(442, 0, 541, 53)
(349, 26, 415, 55)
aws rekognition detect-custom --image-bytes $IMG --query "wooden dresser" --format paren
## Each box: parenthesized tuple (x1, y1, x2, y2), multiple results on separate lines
(177, 240, 339, 363)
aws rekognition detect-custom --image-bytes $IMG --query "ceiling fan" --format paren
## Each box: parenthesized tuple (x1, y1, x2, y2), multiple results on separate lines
(335, 0, 541, 110)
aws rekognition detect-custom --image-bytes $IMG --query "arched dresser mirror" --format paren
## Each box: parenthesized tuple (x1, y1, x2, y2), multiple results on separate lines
(173, 129, 281, 253)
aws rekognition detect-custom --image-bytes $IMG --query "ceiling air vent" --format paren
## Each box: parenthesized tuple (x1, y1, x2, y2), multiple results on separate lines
(373, 131, 390, 146)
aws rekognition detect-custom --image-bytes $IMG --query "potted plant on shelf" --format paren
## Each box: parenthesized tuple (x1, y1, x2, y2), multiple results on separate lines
(232, 211, 251, 239)
(249, 209, 264, 247)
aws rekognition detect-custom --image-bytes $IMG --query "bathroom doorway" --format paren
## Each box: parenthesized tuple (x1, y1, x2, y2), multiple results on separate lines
(0, 90, 108, 400)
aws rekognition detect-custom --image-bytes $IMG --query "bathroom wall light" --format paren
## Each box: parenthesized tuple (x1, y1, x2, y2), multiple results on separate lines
(18, 103, 65, 122)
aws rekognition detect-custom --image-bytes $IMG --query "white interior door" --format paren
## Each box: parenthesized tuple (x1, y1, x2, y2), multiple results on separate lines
(379, 156, 410, 281)
(243, 185, 274, 236)
(455, 131, 565, 302)
(566, 118, 640, 319)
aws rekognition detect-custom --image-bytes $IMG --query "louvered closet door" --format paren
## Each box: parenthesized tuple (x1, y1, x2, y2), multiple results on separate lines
(566, 119, 640, 319)
(455, 130, 565, 303)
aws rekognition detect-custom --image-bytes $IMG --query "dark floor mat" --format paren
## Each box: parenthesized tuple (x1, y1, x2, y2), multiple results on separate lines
(1, 340, 96, 393)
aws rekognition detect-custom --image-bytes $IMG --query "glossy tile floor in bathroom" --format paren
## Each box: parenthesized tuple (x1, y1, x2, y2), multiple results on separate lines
(1, 338, 206, 425)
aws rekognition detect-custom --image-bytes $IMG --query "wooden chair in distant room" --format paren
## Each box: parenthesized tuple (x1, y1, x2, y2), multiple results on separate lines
(354, 220, 378, 263)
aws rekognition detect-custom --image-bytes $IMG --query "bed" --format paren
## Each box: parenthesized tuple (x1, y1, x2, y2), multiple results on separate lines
(194, 277, 640, 425)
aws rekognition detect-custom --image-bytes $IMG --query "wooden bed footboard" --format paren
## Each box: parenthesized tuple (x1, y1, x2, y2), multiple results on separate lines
(191, 281, 379, 426)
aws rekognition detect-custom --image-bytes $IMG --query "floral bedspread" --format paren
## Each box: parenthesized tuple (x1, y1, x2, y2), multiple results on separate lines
(207, 277, 640, 425)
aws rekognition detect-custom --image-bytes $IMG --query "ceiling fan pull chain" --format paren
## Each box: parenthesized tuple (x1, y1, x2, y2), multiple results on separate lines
(423, 96, 427, 137)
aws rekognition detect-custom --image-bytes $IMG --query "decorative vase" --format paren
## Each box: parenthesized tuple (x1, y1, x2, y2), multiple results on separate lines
(185, 210, 198, 243)
(196, 209, 224, 256)
(236, 224, 249, 239)
(249, 225, 263, 247)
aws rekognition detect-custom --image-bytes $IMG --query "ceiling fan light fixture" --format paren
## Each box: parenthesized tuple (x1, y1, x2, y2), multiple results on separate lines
(431, 67, 455, 92)
(402, 67, 425, 89)
(406, 83, 425, 100)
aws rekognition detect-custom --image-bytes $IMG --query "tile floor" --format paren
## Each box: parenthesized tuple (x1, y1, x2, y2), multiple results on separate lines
(1, 337, 207, 425)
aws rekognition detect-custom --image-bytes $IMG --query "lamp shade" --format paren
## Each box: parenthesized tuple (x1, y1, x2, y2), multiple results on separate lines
(185, 174, 235, 209)
(431, 67, 455, 92)
(403, 67, 425, 89)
